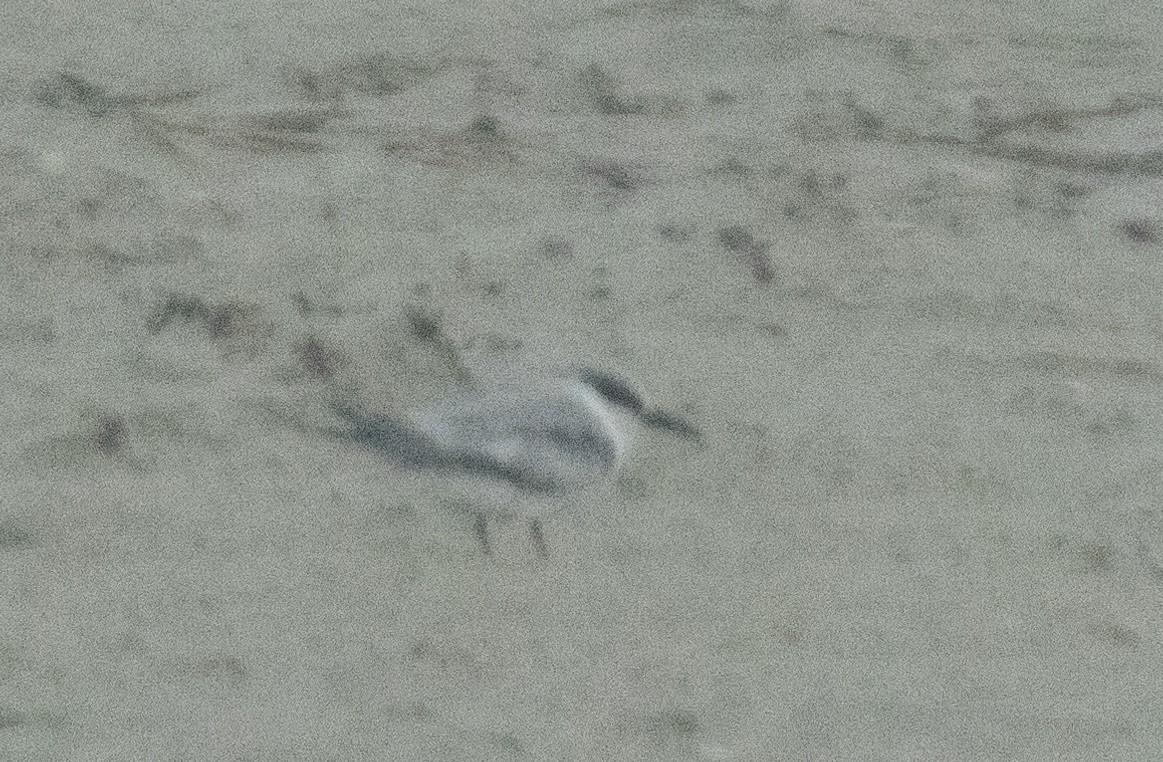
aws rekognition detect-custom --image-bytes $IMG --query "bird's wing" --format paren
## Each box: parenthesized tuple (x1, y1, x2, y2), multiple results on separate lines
(411, 387, 615, 493)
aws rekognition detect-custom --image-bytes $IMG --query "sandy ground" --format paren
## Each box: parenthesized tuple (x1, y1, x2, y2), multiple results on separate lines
(2, 0, 1163, 759)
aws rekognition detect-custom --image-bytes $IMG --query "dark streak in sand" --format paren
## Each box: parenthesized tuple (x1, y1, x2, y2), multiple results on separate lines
(717, 225, 775, 285)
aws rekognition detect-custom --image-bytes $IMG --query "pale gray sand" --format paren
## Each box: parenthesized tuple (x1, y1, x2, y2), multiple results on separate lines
(2, 1, 1163, 760)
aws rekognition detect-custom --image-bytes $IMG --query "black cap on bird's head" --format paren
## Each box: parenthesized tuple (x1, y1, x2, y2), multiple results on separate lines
(578, 368, 645, 414)
(578, 368, 702, 443)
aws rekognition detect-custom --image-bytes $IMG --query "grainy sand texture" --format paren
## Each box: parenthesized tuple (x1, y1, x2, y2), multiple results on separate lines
(3, 0, 1163, 759)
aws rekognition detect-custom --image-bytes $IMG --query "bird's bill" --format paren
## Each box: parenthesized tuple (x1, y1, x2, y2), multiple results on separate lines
(639, 409, 703, 442)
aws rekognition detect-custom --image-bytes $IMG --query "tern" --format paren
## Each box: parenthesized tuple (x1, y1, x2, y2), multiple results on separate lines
(326, 368, 702, 557)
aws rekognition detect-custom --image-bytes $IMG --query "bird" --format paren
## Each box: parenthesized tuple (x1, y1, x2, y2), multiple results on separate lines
(325, 367, 702, 557)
